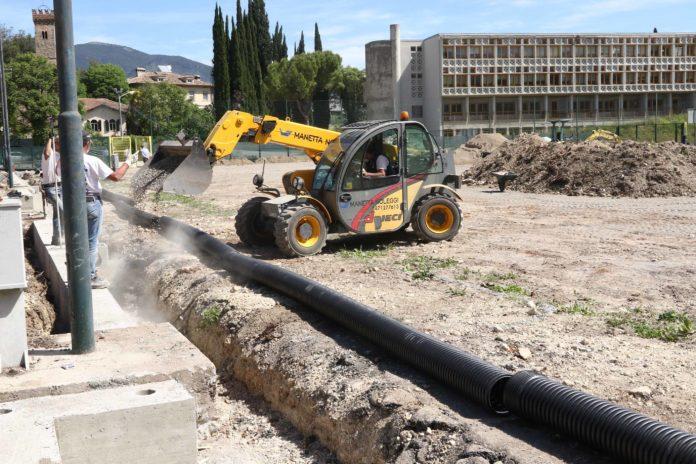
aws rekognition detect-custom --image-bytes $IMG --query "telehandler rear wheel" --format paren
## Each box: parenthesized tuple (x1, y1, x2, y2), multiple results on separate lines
(235, 196, 275, 246)
(274, 205, 327, 257)
(411, 194, 462, 242)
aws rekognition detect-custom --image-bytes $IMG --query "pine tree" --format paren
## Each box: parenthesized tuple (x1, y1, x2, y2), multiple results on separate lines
(314, 23, 322, 52)
(293, 42, 297, 55)
(297, 31, 305, 54)
(212, 4, 230, 118)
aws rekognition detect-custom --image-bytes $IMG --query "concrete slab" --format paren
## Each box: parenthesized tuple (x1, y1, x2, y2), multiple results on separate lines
(0, 323, 215, 420)
(31, 215, 138, 332)
(0, 380, 196, 464)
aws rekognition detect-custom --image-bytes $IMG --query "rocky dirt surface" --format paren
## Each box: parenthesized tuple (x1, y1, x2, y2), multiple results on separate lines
(23, 230, 56, 337)
(103, 217, 542, 464)
(466, 134, 696, 197)
(100, 159, 696, 462)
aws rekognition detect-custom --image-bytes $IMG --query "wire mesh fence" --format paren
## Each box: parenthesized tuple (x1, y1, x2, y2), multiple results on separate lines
(4, 103, 695, 171)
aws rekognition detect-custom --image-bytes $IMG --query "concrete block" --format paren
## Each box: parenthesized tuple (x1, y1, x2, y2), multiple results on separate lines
(0, 290, 28, 369)
(0, 199, 28, 369)
(0, 380, 197, 464)
(0, 199, 26, 290)
(0, 323, 216, 420)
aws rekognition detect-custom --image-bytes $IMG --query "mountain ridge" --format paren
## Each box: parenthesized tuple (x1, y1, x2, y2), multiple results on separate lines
(75, 42, 212, 81)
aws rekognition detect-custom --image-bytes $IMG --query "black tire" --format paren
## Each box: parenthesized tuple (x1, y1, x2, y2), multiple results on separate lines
(274, 205, 327, 257)
(235, 196, 274, 246)
(411, 194, 462, 242)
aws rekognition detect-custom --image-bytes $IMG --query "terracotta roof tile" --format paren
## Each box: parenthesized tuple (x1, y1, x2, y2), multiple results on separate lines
(80, 98, 127, 112)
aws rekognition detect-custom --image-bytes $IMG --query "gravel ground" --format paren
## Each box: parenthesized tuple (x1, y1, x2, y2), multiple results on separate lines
(101, 159, 696, 461)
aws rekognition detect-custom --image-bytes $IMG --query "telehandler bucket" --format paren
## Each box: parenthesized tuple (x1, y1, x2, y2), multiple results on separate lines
(159, 140, 213, 196)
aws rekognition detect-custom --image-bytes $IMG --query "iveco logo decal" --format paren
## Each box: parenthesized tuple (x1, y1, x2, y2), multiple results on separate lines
(279, 129, 291, 137)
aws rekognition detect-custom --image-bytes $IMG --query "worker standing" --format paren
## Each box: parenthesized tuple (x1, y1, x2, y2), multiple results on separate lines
(42, 137, 63, 246)
(80, 132, 131, 288)
(139, 142, 151, 163)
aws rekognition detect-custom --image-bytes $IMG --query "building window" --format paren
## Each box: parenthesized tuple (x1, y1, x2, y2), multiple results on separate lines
(411, 105, 423, 118)
(109, 119, 118, 132)
(41, 30, 48, 39)
(90, 119, 102, 132)
(203, 92, 209, 101)
(188, 91, 195, 99)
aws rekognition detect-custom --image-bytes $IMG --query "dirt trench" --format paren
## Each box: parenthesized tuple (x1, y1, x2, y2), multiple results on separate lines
(102, 212, 524, 464)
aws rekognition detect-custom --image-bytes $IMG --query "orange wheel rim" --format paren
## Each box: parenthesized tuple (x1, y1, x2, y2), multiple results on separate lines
(295, 215, 321, 247)
(425, 204, 454, 234)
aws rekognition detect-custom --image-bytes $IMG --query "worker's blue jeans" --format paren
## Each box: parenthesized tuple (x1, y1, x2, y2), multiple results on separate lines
(44, 185, 63, 244)
(86, 199, 103, 279)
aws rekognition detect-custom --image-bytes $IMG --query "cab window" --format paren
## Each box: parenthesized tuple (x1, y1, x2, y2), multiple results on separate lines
(404, 125, 434, 176)
(342, 128, 400, 191)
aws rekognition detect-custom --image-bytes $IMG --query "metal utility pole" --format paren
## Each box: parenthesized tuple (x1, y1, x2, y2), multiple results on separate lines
(54, 0, 95, 354)
(114, 88, 129, 136)
(0, 36, 14, 188)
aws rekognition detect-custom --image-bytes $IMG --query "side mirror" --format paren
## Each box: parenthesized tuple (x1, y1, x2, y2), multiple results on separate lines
(253, 173, 264, 187)
(292, 176, 305, 193)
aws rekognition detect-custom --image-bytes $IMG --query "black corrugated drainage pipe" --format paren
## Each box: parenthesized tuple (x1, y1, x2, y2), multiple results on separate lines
(504, 371, 696, 464)
(103, 190, 511, 413)
(104, 190, 696, 463)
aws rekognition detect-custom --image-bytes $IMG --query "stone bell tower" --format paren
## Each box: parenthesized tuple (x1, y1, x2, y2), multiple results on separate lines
(32, 8, 57, 65)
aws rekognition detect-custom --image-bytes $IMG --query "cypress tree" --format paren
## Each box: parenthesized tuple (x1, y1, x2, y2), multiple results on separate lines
(212, 4, 230, 118)
(281, 35, 288, 59)
(293, 42, 297, 55)
(250, 0, 271, 75)
(297, 31, 305, 54)
(314, 23, 322, 52)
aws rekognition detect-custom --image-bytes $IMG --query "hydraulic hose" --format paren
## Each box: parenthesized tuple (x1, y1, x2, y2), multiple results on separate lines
(104, 189, 696, 463)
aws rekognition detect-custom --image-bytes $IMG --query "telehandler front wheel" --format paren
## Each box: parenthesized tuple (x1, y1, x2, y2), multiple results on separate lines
(274, 205, 327, 257)
(411, 194, 462, 242)
(235, 196, 275, 246)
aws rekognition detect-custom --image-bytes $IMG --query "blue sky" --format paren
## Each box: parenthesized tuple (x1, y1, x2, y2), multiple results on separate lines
(3, 0, 695, 69)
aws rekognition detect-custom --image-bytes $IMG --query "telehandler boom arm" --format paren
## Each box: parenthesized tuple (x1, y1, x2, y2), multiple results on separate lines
(205, 110, 341, 164)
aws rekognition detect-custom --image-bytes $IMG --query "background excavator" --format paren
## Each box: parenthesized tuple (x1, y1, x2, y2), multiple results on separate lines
(147, 110, 463, 257)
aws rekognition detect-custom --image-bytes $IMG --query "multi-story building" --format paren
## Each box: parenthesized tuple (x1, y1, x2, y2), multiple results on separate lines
(366, 25, 696, 138)
(32, 8, 57, 65)
(127, 67, 213, 108)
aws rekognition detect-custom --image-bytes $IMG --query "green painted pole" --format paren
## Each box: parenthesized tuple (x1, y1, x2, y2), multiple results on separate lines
(0, 37, 14, 188)
(54, 0, 95, 354)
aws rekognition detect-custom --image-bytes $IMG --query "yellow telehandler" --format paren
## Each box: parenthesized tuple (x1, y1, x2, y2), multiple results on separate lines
(152, 111, 463, 257)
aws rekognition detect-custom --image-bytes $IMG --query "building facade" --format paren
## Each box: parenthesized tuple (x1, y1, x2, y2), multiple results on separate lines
(32, 8, 57, 64)
(80, 98, 127, 136)
(127, 67, 213, 108)
(366, 25, 696, 138)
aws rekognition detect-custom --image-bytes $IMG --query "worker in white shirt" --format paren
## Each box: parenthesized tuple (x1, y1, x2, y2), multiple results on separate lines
(42, 137, 63, 245)
(139, 142, 151, 163)
(80, 132, 131, 288)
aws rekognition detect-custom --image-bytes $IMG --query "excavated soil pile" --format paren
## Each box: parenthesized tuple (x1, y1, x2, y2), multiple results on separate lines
(465, 133, 509, 152)
(453, 133, 508, 165)
(468, 134, 696, 197)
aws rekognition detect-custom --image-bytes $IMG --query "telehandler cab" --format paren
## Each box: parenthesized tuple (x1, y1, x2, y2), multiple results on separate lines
(156, 111, 463, 257)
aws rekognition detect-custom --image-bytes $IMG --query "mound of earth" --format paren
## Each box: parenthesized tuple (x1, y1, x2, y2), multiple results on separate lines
(467, 134, 696, 197)
(465, 132, 509, 152)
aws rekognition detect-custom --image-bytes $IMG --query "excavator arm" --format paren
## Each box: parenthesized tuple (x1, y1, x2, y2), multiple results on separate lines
(205, 111, 340, 164)
(163, 110, 340, 195)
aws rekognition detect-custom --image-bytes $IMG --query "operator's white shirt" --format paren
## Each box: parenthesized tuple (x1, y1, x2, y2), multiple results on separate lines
(83, 154, 114, 195)
(140, 147, 151, 160)
(375, 154, 389, 172)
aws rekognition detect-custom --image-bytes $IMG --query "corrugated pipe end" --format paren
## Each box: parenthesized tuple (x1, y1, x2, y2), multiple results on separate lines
(503, 371, 696, 464)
